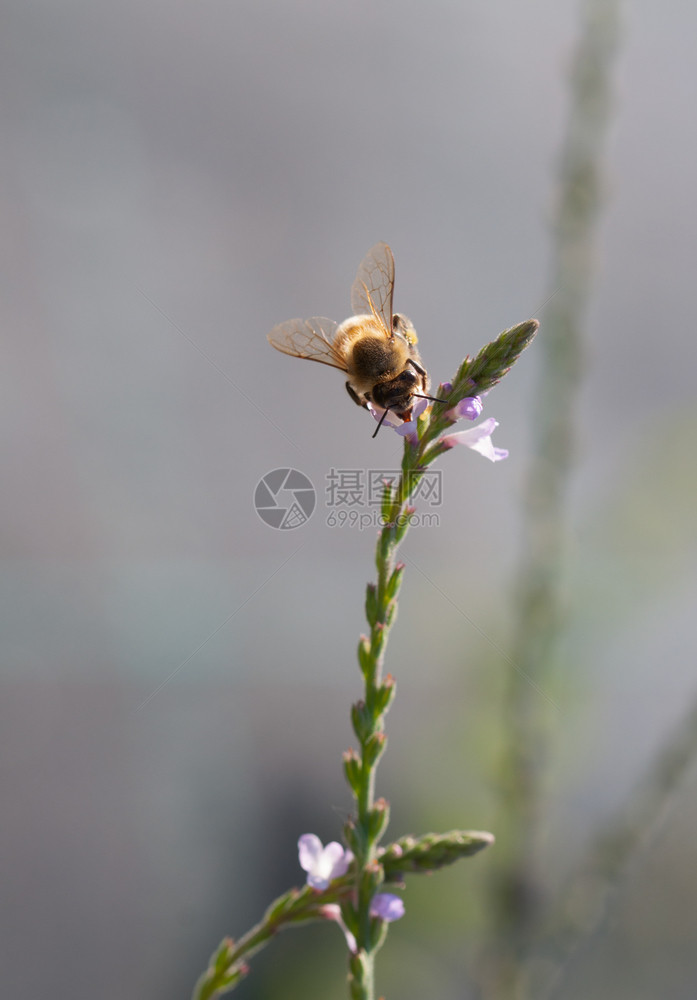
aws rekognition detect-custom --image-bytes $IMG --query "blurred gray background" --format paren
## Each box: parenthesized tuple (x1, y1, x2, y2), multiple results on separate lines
(1, 1, 696, 998)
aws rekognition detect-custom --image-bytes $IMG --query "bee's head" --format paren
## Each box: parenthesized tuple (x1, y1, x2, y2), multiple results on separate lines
(371, 368, 419, 412)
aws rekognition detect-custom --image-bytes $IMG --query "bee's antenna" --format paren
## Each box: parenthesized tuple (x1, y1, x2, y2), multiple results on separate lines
(372, 407, 391, 439)
(413, 393, 447, 404)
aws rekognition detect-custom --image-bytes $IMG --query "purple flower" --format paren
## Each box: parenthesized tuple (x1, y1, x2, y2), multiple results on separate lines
(366, 402, 403, 430)
(370, 893, 405, 922)
(441, 417, 508, 462)
(367, 397, 429, 442)
(445, 395, 483, 422)
(298, 834, 353, 890)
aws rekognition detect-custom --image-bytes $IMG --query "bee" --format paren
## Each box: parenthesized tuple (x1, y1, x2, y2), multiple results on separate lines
(268, 242, 437, 437)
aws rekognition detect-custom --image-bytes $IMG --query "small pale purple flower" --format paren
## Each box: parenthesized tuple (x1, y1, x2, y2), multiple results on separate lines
(445, 395, 483, 422)
(298, 834, 353, 890)
(367, 398, 428, 442)
(366, 402, 403, 430)
(441, 417, 508, 462)
(370, 893, 405, 922)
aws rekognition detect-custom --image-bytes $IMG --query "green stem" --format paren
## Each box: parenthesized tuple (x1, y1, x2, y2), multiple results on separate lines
(480, 3, 622, 997)
(193, 879, 355, 1000)
(345, 428, 447, 999)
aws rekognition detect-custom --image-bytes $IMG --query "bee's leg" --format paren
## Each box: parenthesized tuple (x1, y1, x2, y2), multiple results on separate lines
(345, 382, 367, 408)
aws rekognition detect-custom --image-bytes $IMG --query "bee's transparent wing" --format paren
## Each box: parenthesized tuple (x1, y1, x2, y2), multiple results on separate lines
(350, 242, 395, 336)
(267, 316, 346, 370)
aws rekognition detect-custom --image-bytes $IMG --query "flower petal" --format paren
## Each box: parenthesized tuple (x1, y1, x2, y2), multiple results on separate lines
(298, 833, 323, 873)
(323, 841, 351, 880)
(367, 403, 403, 429)
(442, 418, 508, 462)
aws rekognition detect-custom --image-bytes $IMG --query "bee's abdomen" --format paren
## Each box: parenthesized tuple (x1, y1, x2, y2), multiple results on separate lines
(350, 336, 396, 377)
(335, 316, 409, 397)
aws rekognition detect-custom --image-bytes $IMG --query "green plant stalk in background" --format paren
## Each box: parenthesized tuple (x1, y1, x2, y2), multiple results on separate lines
(481, 2, 622, 998)
(193, 320, 537, 1000)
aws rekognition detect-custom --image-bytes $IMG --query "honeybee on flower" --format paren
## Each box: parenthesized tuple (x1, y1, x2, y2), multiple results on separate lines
(268, 242, 441, 437)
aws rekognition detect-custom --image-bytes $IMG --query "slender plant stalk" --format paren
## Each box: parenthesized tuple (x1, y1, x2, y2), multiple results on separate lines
(342, 321, 539, 999)
(481, 2, 622, 998)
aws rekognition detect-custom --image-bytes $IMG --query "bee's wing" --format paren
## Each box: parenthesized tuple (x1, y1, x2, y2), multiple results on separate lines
(350, 242, 395, 338)
(267, 317, 347, 371)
